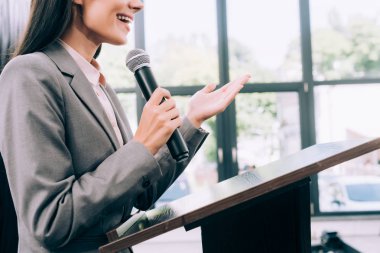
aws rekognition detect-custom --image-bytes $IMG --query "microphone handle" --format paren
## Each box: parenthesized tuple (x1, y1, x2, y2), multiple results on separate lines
(135, 67, 189, 162)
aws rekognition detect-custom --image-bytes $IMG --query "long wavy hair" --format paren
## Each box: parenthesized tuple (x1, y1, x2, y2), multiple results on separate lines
(14, 0, 101, 58)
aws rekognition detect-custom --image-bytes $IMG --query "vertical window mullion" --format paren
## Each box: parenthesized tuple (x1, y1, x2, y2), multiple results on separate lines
(216, 0, 239, 181)
(299, 0, 318, 214)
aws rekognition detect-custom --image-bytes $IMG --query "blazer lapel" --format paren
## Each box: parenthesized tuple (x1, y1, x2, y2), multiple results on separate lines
(43, 42, 120, 150)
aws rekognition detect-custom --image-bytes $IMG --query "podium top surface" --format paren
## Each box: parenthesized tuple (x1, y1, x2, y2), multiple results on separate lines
(100, 138, 380, 253)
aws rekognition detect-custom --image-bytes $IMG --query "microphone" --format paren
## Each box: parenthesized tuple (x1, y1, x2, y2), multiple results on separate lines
(126, 49, 189, 162)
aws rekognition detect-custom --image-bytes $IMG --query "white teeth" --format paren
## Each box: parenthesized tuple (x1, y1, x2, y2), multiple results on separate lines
(117, 15, 132, 23)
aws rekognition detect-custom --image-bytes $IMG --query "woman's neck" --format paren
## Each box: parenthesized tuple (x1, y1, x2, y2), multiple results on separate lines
(60, 15, 99, 62)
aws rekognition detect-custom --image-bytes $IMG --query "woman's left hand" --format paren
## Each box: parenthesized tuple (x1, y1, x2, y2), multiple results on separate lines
(186, 74, 251, 128)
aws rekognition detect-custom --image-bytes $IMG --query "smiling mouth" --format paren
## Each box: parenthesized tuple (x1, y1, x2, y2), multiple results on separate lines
(116, 14, 132, 24)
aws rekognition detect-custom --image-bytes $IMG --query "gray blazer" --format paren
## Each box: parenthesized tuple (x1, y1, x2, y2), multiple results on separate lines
(0, 42, 208, 253)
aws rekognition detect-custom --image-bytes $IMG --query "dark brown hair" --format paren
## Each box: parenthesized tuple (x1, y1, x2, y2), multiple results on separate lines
(14, 0, 101, 58)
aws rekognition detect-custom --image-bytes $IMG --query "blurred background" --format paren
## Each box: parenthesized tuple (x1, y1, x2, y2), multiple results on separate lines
(96, 0, 380, 217)
(2, 0, 380, 252)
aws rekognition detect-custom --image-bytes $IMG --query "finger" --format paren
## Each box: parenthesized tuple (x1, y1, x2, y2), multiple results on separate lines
(158, 98, 176, 112)
(222, 84, 244, 106)
(150, 88, 171, 105)
(164, 107, 180, 120)
(169, 116, 183, 129)
(220, 75, 251, 106)
(236, 73, 251, 86)
(221, 74, 251, 93)
(202, 83, 217, 94)
(221, 74, 250, 93)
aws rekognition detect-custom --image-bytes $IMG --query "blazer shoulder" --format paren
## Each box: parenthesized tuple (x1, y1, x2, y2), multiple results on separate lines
(0, 52, 64, 96)
(3, 52, 57, 73)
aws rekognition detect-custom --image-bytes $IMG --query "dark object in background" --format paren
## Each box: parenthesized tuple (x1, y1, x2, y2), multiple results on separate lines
(0, 156, 18, 253)
(0, 1, 30, 252)
(311, 231, 360, 253)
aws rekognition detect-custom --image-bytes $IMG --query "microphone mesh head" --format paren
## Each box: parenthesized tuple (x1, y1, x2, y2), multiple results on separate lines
(126, 49, 150, 73)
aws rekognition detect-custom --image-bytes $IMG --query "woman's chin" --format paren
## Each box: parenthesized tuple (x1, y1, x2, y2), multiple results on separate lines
(108, 36, 128, 46)
(98, 32, 128, 45)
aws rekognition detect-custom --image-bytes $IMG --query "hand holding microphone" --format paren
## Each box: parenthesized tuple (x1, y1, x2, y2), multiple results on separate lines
(134, 88, 182, 157)
(126, 49, 189, 162)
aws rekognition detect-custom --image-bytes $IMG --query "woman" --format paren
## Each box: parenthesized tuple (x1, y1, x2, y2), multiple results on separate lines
(0, 0, 250, 252)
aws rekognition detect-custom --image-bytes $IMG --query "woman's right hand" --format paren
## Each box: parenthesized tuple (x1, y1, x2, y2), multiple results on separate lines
(133, 88, 182, 155)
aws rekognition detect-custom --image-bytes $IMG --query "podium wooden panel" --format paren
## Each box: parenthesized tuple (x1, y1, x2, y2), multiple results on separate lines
(99, 138, 380, 253)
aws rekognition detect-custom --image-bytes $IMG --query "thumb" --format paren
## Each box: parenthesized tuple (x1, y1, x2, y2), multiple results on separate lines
(202, 83, 217, 93)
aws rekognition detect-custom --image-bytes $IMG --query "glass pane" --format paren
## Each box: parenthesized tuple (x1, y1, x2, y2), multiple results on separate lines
(116, 93, 138, 132)
(144, 0, 218, 86)
(315, 84, 380, 212)
(156, 96, 218, 205)
(311, 0, 380, 80)
(318, 152, 380, 212)
(236, 93, 301, 172)
(227, 0, 302, 82)
(315, 84, 380, 142)
(97, 28, 136, 88)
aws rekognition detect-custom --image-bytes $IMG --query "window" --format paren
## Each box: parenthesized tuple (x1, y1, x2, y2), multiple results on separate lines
(311, 0, 380, 80)
(315, 84, 380, 143)
(108, 0, 380, 215)
(116, 93, 138, 131)
(227, 0, 302, 82)
(144, 0, 218, 86)
(236, 92, 301, 171)
(315, 84, 380, 212)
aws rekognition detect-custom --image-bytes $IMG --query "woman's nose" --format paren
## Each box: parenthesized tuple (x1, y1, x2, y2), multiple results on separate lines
(128, 0, 144, 13)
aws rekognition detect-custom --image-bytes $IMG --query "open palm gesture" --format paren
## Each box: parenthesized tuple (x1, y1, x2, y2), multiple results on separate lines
(186, 74, 251, 128)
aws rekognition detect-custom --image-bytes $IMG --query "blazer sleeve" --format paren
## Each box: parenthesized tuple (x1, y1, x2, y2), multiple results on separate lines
(134, 117, 209, 210)
(0, 55, 165, 249)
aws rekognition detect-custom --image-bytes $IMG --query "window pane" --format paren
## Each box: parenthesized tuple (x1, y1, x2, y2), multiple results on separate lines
(315, 84, 380, 142)
(315, 84, 380, 212)
(144, 0, 218, 86)
(227, 0, 302, 82)
(236, 93, 301, 171)
(97, 29, 136, 88)
(318, 154, 380, 212)
(116, 93, 138, 131)
(156, 96, 218, 205)
(311, 0, 380, 80)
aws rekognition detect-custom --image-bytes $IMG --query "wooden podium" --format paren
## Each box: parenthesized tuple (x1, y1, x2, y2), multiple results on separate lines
(99, 138, 380, 253)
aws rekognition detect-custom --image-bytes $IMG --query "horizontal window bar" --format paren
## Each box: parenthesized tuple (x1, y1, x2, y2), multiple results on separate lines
(315, 79, 380, 86)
